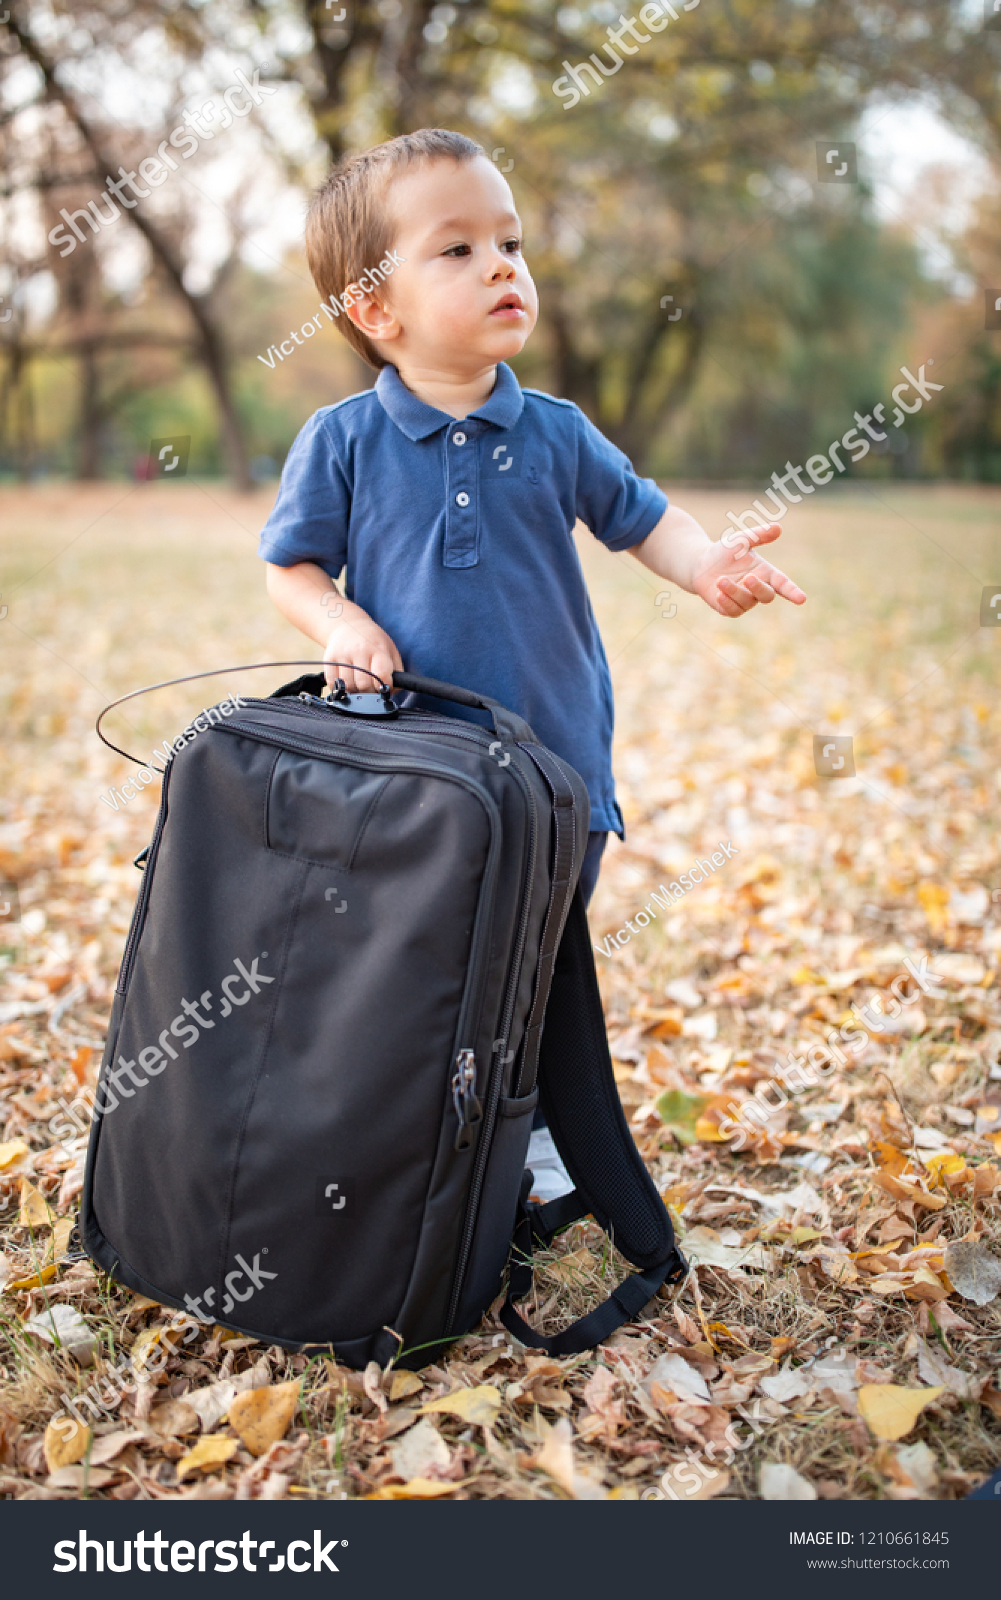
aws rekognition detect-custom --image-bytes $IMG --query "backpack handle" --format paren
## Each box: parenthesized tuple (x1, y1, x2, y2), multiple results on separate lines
(275, 668, 538, 746)
(392, 670, 538, 745)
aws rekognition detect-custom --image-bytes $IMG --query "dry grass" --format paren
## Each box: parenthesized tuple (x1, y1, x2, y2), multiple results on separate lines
(1, 480, 1000, 1501)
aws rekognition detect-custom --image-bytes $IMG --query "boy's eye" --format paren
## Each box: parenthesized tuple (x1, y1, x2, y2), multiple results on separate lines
(502, 238, 522, 254)
(442, 243, 471, 257)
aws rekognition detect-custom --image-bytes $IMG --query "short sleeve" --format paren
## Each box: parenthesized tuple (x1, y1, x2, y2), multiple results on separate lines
(258, 410, 350, 574)
(573, 409, 668, 552)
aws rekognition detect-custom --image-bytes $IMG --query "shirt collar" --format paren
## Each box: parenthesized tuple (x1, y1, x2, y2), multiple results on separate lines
(375, 362, 524, 441)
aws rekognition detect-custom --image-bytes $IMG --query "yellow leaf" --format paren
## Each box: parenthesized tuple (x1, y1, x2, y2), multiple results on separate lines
(366, 1478, 457, 1499)
(0, 1139, 30, 1172)
(19, 1178, 50, 1228)
(176, 1436, 238, 1482)
(990, 1131, 1001, 1157)
(874, 1173, 947, 1211)
(44, 1417, 91, 1473)
(790, 966, 822, 986)
(873, 1141, 910, 1177)
(52, 1217, 74, 1258)
(607, 1486, 640, 1500)
(389, 1371, 425, 1403)
(7, 1263, 58, 1291)
(858, 1385, 944, 1442)
(694, 1115, 730, 1143)
(923, 1151, 967, 1185)
(130, 1323, 183, 1373)
(227, 1380, 300, 1457)
(788, 1227, 824, 1247)
(420, 1384, 502, 1428)
(532, 1416, 576, 1496)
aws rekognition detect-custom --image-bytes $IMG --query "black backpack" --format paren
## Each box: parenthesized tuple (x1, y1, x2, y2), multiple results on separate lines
(83, 664, 686, 1367)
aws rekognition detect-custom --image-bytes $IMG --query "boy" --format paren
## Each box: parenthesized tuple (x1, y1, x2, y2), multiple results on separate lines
(261, 128, 804, 906)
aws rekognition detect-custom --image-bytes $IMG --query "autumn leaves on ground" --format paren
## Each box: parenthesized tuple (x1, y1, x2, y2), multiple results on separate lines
(1, 480, 1000, 1501)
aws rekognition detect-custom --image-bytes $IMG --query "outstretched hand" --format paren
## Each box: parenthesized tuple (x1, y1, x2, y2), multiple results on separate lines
(692, 523, 806, 618)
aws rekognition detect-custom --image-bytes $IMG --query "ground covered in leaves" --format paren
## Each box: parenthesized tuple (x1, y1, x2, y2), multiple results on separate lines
(1, 481, 1000, 1501)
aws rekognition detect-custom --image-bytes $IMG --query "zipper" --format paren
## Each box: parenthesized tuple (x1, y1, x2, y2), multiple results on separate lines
(444, 757, 539, 1332)
(220, 718, 503, 1151)
(451, 1048, 483, 1151)
(117, 761, 173, 994)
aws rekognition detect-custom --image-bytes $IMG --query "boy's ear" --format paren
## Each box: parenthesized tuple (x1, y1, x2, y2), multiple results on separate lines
(344, 285, 399, 346)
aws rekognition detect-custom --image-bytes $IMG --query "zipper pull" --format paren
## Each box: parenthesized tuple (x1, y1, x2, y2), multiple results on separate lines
(452, 1048, 482, 1151)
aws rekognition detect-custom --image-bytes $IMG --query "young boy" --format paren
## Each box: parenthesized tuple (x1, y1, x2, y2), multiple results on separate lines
(260, 127, 804, 918)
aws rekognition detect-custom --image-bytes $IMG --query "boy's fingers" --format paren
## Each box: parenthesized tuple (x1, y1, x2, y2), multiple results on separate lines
(716, 578, 754, 616)
(741, 573, 776, 604)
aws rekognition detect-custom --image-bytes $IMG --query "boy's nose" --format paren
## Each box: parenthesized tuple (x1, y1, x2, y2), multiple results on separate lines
(486, 254, 516, 281)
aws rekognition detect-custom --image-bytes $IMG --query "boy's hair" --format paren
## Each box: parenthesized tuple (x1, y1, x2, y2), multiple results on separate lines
(306, 128, 484, 370)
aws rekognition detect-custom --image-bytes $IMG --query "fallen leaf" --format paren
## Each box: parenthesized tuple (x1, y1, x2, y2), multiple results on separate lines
(643, 1352, 710, 1406)
(388, 1371, 424, 1403)
(660, 1462, 731, 1499)
(51, 1217, 74, 1258)
(44, 1417, 91, 1473)
(391, 1418, 450, 1481)
(682, 1225, 772, 1272)
(857, 1385, 944, 1442)
(877, 1440, 938, 1498)
(176, 1436, 238, 1482)
(366, 1478, 457, 1499)
(420, 1384, 502, 1428)
(654, 1089, 710, 1146)
(362, 1360, 388, 1414)
(923, 1151, 968, 1185)
(186, 1362, 270, 1433)
(24, 1304, 96, 1364)
(19, 1178, 49, 1228)
(7, 1262, 58, 1291)
(149, 1399, 200, 1437)
(873, 1141, 910, 1177)
(532, 1416, 577, 1496)
(915, 1338, 977, 1401)
(759, 1364, 813, 1403)
(0, 1139, 30, 1173)
(760, 1462, 817, 1500)
(89, 1430, 143, 1466)
(46, 1465, 117, 1490)
(228, 1380, 301, 1456)
(944, 1240, 1001, 1306)
(874, 1173, 947, 1210)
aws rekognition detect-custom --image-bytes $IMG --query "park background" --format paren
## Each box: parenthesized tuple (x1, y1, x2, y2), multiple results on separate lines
(1, 0, 1001, 1505)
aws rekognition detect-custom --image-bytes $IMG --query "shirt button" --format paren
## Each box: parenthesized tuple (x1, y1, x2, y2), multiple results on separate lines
(455, 491, 470, 507)
(452, 432, 466, 446)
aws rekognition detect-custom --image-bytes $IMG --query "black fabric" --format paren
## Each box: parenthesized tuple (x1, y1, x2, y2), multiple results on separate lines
(513, 745, 583, 1098)
(536, 889, 679, 1269)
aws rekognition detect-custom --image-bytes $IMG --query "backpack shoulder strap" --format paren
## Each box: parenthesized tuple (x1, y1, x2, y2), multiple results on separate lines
(499, 887, 687, 1355)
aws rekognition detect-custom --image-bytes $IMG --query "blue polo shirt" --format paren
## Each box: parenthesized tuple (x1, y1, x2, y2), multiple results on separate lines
(258, 362, 667, 835)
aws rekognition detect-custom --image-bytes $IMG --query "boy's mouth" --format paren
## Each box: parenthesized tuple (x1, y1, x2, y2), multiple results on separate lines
(489, 292, 525, 319)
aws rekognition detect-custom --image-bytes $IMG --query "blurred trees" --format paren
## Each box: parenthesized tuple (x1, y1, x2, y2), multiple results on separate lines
(1, 0, 999, 481)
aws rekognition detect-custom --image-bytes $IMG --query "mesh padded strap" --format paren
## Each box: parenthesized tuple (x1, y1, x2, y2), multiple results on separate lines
(514, 746, 583, 1097)
(535, 889, 680, 1269)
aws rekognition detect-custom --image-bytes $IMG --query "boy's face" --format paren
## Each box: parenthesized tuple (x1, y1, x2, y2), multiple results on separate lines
(359, 156, 538, 374)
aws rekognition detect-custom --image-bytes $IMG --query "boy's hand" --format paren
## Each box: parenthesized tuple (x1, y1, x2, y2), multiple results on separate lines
(691, 523, 806, 618)
(323, 616, 403, 693)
